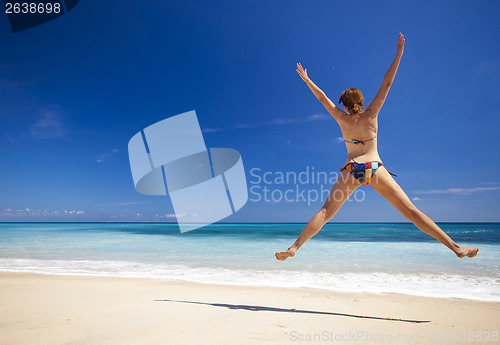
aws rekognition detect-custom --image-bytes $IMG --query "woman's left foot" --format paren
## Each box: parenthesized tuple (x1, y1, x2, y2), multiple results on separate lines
(455, 246, 479, 258)
(275, 249, 296, 261)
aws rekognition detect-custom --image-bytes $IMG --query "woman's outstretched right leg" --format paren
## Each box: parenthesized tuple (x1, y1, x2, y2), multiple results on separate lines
(275, 170, 360, 260)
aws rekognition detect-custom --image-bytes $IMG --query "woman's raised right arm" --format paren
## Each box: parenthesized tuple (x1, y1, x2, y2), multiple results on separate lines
(296, 62, 345, 122)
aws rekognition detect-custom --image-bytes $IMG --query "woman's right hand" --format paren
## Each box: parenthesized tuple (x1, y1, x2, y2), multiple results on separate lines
(396, 33, 405, 57)
(296, 62, 309, 82)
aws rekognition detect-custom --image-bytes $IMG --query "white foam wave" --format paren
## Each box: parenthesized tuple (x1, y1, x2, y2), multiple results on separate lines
(1, 258, 499, 302)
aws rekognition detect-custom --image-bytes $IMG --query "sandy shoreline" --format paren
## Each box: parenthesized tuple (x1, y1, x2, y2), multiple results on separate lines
(1, 272, 499, 345)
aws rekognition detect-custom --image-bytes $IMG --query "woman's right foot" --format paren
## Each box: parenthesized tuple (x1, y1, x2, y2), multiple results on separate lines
(275, 249, 296, 261)
(455, 246, 479, 258)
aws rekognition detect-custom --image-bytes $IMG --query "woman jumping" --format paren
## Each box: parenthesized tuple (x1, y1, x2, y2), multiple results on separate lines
(275, 33, 479, 261)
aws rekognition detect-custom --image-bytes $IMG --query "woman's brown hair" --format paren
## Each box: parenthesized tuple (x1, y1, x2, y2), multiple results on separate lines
(338, 88, 364, 114)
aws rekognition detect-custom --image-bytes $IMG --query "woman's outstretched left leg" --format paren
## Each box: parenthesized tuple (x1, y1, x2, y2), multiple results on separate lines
(370, 167, 479, 258)
(275, 170, 360, 260)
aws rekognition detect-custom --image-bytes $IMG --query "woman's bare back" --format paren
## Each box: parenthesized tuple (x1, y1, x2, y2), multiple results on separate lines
(338, 110, 381, 164)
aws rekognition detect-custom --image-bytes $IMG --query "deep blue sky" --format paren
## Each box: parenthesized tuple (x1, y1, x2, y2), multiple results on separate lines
(1, 0, 499, 223)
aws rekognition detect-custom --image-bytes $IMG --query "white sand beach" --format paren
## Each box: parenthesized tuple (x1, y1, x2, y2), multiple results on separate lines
(1, 272, 499, 345)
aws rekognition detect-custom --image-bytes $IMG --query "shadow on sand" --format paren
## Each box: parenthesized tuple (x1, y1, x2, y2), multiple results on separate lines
(154, 299, 430, 323)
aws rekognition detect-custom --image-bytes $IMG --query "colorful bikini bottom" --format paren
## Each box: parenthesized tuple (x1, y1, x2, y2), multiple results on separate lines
(339, 161, 396, 185)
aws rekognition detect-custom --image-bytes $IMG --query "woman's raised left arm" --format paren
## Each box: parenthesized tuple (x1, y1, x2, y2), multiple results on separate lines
(366, 33, 405, 116)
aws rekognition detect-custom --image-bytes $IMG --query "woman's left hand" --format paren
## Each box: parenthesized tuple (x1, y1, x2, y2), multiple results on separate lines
(296, 62, 309, 82)
(396, 33, 405, 57)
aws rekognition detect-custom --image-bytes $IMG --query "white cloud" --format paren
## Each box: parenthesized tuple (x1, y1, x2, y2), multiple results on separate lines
(412, 197, 421, 201)
(64, 210, 82, 214)
(413, 187, 500, 195)
(202, 113, 330, 133)
(96, 148, 120, 163)
(29, 105, 69, 140)
(306, 114, 329, 121)
(155, 213, 181, 218)
(3, 130, 19, 145)
(1, 208, 85, 217)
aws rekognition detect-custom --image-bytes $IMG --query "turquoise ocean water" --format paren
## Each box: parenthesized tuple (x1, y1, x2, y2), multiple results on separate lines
(0, 222, 499, 301)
